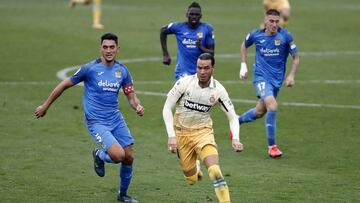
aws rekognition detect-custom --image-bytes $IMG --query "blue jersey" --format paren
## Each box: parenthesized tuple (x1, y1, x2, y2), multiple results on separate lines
(244, 28, 297, 88)
(70, 59, 133, 127)
(166, 22, 215, 80)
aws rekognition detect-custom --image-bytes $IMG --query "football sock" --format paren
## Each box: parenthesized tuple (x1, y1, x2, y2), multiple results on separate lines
(98, 150, 114, 163)
(265, 110, 277, 146)
(239, 108, 257, 124)
(208, 165, 230, 203)
(119, 163, 133, 195)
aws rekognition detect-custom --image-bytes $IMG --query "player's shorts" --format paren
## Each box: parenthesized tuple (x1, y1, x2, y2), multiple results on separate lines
(263, 0, 290, 11)
(175, 127, 217, 172)
(86, 121, 134, 151)
(254, 80, 279, 100)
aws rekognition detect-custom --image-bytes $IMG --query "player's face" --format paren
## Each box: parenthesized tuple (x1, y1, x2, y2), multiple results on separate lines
(186, 7, 202, 28)
(197, 59, 213, 85)
(100, 40, 119, 63)
(265, 15, 280, 34)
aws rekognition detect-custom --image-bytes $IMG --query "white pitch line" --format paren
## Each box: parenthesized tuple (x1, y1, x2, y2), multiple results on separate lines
(56, 50, 360, 81)
(2, 50, 360, 110)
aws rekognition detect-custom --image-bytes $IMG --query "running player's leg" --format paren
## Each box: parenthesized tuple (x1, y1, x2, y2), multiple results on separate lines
(87, 123, 125, 177)
(112, 123, 138, 202)
(92, 0, 104, 29)
(261, 83, 282, 157)
(200, 145, 230, 203)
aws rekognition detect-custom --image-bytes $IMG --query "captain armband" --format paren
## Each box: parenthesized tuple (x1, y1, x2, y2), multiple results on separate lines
(123, 85, 135, 95)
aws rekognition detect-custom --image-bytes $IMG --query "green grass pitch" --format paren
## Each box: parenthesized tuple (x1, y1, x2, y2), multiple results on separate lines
(1, 0, 359, 202)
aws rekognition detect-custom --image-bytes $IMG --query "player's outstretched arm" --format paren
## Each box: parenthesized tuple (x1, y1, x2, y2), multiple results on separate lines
(125, 91, 144, 116)
(220, 99, 244, 152)
(239, 42, 248, 80)
(285, 54, 300, 87)
(227, 112, 244, 152)
(35, 79, 73, 118)
(162, 98, 177, 153)
(160, 25, 171, 65)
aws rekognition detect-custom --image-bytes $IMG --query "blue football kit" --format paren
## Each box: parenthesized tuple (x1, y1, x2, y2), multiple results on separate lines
(70, 59, 134, 150)
(165, 22, 215, 80)
(239, 27, 298, 149)
(244, 27, 297, 99)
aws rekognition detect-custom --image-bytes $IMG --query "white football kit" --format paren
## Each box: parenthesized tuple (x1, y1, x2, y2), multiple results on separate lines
(163, 75, 240, 140)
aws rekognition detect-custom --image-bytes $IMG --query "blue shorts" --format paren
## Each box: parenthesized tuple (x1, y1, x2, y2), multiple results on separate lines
(86, 122, 134, 151)
(254, 80, 279, 100)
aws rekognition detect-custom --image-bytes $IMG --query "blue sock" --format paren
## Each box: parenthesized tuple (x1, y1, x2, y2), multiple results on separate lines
(265, 110, 277, 146)
(119, 164, 133, 195)
(98, 150, 114, 163)
(239, 108, 257, 124)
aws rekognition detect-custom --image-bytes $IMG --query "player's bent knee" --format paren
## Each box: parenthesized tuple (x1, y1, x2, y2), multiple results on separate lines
(108, 145, 125, 163)
(199, 145, 218, 161)
(256, 110, 266, 118)
(109, 153, 124, 163)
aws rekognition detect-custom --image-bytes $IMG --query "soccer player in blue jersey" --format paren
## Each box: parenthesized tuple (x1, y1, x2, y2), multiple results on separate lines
(35, 33, 144, 202)
(160, 1, 215, 80)
(237, 9, 300, 158)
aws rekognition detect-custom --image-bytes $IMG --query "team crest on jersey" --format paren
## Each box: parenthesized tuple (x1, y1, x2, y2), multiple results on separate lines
(197, 32, 203, 39)
(274, 39, 281, 46)
(115, 70, 121, 78)
(209, 95, 216, 104)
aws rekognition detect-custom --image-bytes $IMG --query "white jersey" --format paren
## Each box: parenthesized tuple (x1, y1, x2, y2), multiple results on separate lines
(167, 75, 235, 130)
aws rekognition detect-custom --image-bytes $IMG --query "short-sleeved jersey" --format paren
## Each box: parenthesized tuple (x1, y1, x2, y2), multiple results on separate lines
(70, 59, 133, 127)
(244, 28, 297, 88)
(167, 75, 234, 130)
(165, 22, 215, 80)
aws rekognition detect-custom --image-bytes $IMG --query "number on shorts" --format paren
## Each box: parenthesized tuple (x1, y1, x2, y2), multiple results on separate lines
(95, 133, 102, 143)
(257, 82, 265, 91)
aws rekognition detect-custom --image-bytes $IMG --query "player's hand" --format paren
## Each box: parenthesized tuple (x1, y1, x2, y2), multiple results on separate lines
(239, 62, 248, 80)
(163, 55, 171, 65)
(167, 137, 177, 154)
(232, 139, 244, 152)
(35, 105, 48, 119)
(285, 75, 295, 87)
(135, 104, 144, 116)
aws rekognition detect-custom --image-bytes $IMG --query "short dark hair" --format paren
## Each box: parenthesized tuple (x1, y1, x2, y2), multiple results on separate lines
(101, 33, 118, 45)
(266, 9, 280, 16)
(198, 53, 215, 66)
(188, 1, 201, 11)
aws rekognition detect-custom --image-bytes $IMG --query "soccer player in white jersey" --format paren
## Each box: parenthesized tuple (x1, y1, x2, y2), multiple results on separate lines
(35, 33, 143, 202)
(160, 2, 215, 80)
(237, 9, 300, 158)
(163, 53, 243, 203)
